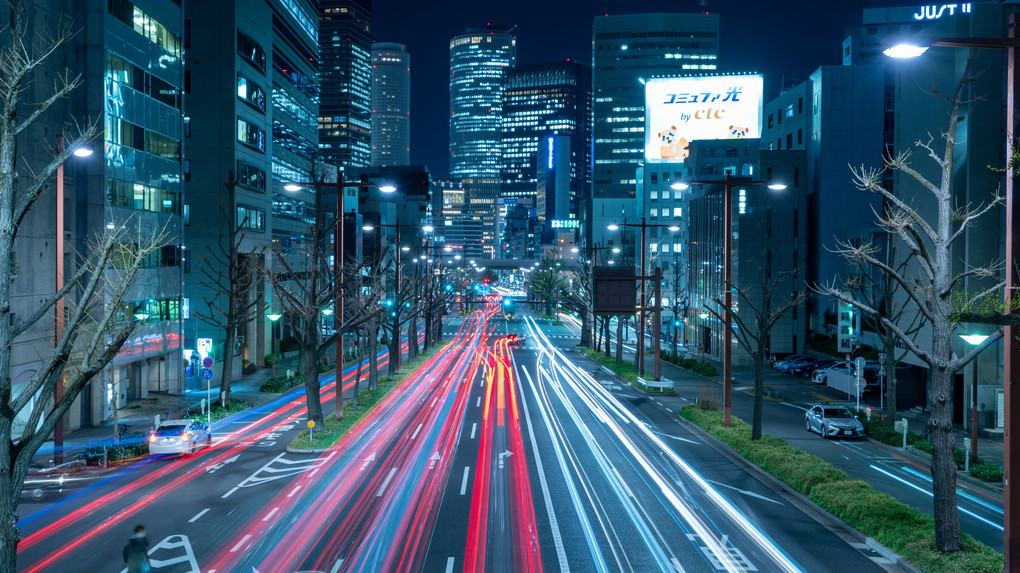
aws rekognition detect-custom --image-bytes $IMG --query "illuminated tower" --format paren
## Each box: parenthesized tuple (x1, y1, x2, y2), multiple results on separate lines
(371, 42, 410, 166)
(320, 0, 372, 168)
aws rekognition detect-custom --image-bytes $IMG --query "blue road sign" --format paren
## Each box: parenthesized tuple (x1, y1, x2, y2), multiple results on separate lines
(202, 357, 214, 368)
(184, 364, 194, 377)
(201, 368, 214, 380)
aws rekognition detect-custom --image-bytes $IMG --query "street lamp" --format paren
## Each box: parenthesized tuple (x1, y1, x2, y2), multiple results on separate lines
(672, 175, 786, 427)
(606, 218, 681, 380)
(283, 178, 395, 412)
(961, 334, 990, 464)
(267, 312, 282, 379)
(371, 220, 433, 374)
(885, 20, 1019, 563)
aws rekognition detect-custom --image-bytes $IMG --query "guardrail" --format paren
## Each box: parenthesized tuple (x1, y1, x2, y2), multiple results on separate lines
(637, 376, 674, 393)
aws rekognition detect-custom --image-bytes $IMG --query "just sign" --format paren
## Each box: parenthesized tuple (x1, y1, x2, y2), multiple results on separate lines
(914, 3, 971, 20)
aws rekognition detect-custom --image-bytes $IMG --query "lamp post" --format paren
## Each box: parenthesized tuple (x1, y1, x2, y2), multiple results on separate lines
(283, 179, 395, 412)
(606, 220, 679, 379)
(885, 19, 1019, 564)
(960, 334, 990, 465)
(673, 176, 786, 427)
(52, 135, 92, 463)
(266, 312, 282, 379)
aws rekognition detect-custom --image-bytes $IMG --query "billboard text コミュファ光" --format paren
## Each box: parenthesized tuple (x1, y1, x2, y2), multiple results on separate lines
(644, 75, 764, 163)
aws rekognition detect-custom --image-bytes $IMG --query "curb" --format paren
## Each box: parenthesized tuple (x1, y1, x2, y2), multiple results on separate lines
(674, 413, 924, 573)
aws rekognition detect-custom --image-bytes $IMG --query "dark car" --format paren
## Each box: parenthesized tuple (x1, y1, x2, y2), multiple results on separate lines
(774, 355, 815, 373)
(22, 459, 88, 501)
(788, 357, 827, 378)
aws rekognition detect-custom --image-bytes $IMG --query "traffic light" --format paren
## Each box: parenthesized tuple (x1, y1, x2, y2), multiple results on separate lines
(483, 278, 490, 285)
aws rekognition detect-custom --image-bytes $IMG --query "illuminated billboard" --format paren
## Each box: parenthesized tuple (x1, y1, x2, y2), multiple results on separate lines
(644, 75, 764, 163)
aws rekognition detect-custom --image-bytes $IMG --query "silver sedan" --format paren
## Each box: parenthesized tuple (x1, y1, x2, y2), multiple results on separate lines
(148, 419, 212, 455)
(805, 405, 864, 439)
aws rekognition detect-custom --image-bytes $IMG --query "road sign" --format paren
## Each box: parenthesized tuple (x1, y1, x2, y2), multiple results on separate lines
(197, 338, 212, 355)
(202, 357, 214, 368)
(307, 420, 315, 428)
(201, 368, 214, 380)
(184, 364, 193, 377)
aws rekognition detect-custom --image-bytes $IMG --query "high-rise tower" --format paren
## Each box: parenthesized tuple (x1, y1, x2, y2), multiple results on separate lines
(371, 42, 410, 166)
(449, 25, 516, 179)
(320, 0, 372, 168)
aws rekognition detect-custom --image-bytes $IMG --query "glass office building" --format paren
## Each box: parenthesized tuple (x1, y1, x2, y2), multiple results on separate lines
(320, 0, 372, 168)
(371, 42, 410, 166)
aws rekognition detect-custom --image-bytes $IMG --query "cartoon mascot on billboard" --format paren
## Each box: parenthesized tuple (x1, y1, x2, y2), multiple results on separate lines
(657, 126, 689, 159)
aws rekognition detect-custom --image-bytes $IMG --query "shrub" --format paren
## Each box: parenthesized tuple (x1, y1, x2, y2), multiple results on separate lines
(692, 361, 718, 377)
(260, 374, 302, 393)
(680, 358, 697, 369)
(969, 464, 1003, 483)
(264, 353, 275, 366)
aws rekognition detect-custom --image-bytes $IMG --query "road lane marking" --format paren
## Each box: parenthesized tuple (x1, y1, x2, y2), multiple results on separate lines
(446, 557, 455, 573)
(459, 466, 471, 495)
(287, 485, 301, 498)
(706, 479, 783, 505)
(262, 507, 280, 522)
(221, 487, 238, 499)
(470, 422, 477, 439)
(330, 559, 343, 573)
(411, 423, 423, 440)
(671, 557, 687, 572)
(377, 467, 398, 497)
(476, 397, 481, 407)
(230, 534, 251, 553)
(188, 509, 209, 523)
(870, 464, 1004, 530)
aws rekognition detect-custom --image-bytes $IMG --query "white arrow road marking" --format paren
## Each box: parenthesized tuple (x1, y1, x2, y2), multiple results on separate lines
(205, 454, 240, 473)
(224, 451, 337, 497)
(120, 535, 200, 572)
(650, 430, 700, 445)
(429, 451, 441, 470)
(360, 451, 377, 471)
(497, 450, 513, 469)
(706, 479, 783, 505)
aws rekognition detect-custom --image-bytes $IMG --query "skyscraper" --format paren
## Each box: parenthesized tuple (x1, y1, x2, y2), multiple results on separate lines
(501, 61, 591, 209)
(320, 0, 372, 168)
(185, 0, 320, 385)
(449, 25, 516, 179)
(371, 42, 410, 166)
(590, 13, 719, 251)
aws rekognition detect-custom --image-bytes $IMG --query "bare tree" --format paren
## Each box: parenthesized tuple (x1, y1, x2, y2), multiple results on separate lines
(194, 172, 262, 404)
(267, 205, 384, 424)
(525, 256, 566, 317)
(707, 221, 806, 441)
(843, 234, 925, 421)
(561, 257, 594, 347)
(817, 61, 1003, 552)
(664, 249, 689, 358)
(0, 3, 172, 567)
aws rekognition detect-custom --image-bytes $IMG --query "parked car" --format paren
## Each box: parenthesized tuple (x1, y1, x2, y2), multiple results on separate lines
(768, 352, 795, 368)
(774, 355, 813, 373)
(810, 361, 841, 384)
(823, 361, 880, 391)
(805, 404, 864, 439)
(788, 357, 826, 377)
(148, 419, 212, 456)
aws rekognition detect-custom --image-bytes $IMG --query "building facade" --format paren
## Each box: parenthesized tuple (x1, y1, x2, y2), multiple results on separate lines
(371, 42, 410, 166)
(184, 0, 320, 390)
(320, 0, 372, 168)
(590, 12, 719, 255)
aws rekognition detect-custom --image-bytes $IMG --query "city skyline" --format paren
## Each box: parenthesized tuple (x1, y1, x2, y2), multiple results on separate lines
(374, 0, 893, 178)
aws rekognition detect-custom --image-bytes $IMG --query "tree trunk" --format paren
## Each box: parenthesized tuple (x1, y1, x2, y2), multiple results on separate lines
(615, 317, 624, 364)
(884, 332, 898, 421)
(408, 314, 418, 360)
(387, 318, 399, 379)
(604, 317, 611, 357)
(423, 308, 432, 353)
(352, 328, 364, 410)
(220, 325, 235, 403)
(303, 343, 324, 425)
(751, 341, 767, 441)
(929, 325, 961, 552)
(369, 321, 380, 391)
(580, 305, 591, 347)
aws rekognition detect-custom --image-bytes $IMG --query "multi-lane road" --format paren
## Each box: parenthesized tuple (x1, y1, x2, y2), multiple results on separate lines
(17, 305, 913, 572)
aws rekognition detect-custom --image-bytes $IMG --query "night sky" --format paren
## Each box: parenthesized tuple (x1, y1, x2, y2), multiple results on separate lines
(372, 0, 896, 179)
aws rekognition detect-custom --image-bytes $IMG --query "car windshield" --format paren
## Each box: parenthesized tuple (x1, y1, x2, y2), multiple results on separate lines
(155, 424, 188, 436)
(824, 408, 854, 419)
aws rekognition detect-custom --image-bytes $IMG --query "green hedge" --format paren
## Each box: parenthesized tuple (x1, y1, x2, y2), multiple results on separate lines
(679, 405, 1002, 573)
(260, 374, 302, 393)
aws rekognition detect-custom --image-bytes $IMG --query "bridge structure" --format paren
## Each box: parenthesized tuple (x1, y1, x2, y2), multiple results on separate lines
(464, 258, 581, 271)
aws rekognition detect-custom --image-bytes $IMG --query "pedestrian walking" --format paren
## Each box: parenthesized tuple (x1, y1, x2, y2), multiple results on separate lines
(122, 524, 150, 573)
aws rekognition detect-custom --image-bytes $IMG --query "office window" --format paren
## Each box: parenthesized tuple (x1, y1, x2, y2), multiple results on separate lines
(650, 208, 658, 218)
(786, 103, 794, 118)
(237, 76, 266, 113)
(767, 114, 773, 129)
(237, 32, 266, 73)
(237, 118, 266, 152)
(797, 129, 803, 145)
(673, 207, 682, 217)
(798, 97, 803, 114)
(786, 133, 793, 149)
(236, 161, 266, 191)
(237, 205, 266, 231)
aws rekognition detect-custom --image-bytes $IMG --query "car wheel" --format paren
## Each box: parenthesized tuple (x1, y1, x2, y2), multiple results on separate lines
(30, 488, 45, 501)
(822, 424, 829, 438)
(805, 418, 812, 432)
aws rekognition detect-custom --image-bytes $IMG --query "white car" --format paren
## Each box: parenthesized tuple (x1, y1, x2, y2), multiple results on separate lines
(805, 405, 864, 439)
(148, 419, 212, 455)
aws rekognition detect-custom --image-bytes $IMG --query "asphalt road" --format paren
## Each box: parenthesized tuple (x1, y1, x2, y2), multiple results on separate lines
(16, 306, 918, 572)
